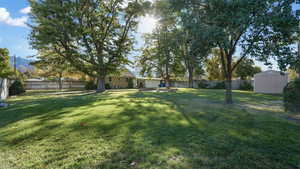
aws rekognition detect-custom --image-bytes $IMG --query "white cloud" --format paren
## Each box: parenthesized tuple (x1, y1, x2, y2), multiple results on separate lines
(0, 7, 28, 27)
(20, 7, 31, 14)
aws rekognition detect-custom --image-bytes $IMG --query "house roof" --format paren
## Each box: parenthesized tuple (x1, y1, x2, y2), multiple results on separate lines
(108, 69, 135, 78)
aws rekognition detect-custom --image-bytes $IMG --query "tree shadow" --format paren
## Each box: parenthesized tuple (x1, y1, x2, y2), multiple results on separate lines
(68, 91, 300, 169)
(1, 89, 299, 169)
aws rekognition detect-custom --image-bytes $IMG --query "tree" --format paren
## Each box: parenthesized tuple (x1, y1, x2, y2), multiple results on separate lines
(30, 0, 150, 92)
(236, 59, 261, 80)
(138, 29, 185, 86)
(0, 48, 13, 102)
(154, 0, 210, 88)
(0, 48, 13, 79)
(205, 49, 225, 81)
(31, 50, 76, 90)
(170, 0, 298, 104)
(287, 69, 299, 81)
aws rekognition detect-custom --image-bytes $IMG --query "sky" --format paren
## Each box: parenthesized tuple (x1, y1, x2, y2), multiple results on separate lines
(0, 0, 299, 71)
(0, 0, 156, 58)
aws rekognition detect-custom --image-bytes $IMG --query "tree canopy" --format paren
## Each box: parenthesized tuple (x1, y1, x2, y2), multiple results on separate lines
(236, 59, 261, 80)
(0, 48, 13, 79)
(29, 0, 151, 92)
(169, 0, 299, 103)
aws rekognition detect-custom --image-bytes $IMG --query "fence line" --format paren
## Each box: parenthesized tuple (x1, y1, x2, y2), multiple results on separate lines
(25, 80, 85, 90)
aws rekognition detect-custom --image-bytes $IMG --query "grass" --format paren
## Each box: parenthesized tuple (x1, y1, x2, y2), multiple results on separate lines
(0, 89, 300, 169)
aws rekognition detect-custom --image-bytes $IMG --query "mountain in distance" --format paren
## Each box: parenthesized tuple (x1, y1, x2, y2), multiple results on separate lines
(10, 56, 35, 72)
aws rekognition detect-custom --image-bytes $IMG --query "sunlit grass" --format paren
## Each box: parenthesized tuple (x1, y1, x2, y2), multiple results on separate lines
(0, 89, 299, 169)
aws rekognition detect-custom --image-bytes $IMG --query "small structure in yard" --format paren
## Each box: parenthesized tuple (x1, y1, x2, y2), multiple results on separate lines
(137, 78, 161, 88)
(254, 70, 288, 94)
(106, 69, 136, 89)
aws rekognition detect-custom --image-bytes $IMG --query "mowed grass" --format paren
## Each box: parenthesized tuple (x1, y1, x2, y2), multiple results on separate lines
(0, 89, 300, 169)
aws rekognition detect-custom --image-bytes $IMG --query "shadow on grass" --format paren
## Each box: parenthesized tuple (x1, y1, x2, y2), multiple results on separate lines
(74, 91, 300, 169)
(0, 89, 299, 169)
(0, 91, 105, 128)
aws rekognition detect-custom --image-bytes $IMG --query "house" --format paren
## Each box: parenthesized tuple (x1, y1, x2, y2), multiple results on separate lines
(254, 70, 288, 94)
(106, 69, 136, 89)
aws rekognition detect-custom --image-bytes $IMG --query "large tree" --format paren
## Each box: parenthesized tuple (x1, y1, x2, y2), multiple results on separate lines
(171, 0, 299, 104)
(154, 0, 210, 88)
(138, 28, 185, 86)
(29, 0, 150, 92)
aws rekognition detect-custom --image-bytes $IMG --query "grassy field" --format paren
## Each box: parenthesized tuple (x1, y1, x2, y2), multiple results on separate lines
(0, 89, 300, 169)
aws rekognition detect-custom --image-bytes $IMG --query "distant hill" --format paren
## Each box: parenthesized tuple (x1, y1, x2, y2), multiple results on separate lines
(10, 57, 35, 72)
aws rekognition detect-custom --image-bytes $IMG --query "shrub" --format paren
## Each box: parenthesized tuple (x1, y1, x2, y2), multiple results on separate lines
(127, 78, 134, 88)
(85, 81, 97, 90)
(239, 81, 253, 91)
(198, 81, 208, 89)
(105, 83, 111, 89)
(283, 79, 300, 112)
(211, 81, 225, 89)
(9, 80, 25, 96)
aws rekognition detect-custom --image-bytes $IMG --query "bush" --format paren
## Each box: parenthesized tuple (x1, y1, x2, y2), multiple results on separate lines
(198, 81, 208, 89)
(9, 80, 25, 96)
(211, 81, 225, 89)
(85, 81, 97, 90)
(127, 78, 134, 88)
(283, 79, 300, 112)
(239, 81, 253, 91)
(105, 83, 111, 89)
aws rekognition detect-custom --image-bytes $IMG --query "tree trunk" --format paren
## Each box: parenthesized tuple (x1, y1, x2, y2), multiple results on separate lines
(96, 76, 105, 93)
(225, 75, 233, 104)
(0, 79, 3, 101)
(165, 63, 171, 89)
(165, 75, 171, 89)
(188, 67, 194, 88)
(58, 73, 63, 91)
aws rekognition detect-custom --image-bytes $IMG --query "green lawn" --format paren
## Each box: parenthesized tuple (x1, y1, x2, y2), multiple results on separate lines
(0, 89, 300, 169)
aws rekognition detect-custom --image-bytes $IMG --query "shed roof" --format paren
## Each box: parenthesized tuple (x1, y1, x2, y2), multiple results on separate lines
(255, 70, 287, 77)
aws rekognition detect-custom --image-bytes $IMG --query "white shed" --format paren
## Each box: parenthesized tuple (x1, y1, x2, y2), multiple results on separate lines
(145, 78, 161, 88)
(254, 70, 288, 94)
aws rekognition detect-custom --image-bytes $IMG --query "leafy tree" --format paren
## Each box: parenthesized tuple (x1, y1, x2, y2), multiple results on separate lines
(236, 59, 261, 80)
(154, 0, 210, 88)
(0, 48, 13, 79)
(138, 29, 185, 87)
(29, 0, 150, 92)
(31, 49, 76, 90)
(288, 69, 299, 81)
(0, 48, 13, 101)
(205, 49, 225, 81)
(170, 0, 298, 104)
(138, 1, 186, 87)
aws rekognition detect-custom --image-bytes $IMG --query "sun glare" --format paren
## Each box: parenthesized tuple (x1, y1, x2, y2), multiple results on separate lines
(138, 15, 158, 34)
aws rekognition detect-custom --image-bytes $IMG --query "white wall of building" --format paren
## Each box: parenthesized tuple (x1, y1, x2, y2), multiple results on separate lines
(254, 70, 288, 94)
(145, 80, 161, 88)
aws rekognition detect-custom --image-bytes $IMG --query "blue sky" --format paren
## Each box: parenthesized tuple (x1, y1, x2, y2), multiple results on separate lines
(0, 0, 299, 71)
(0, 0, 156, 60)
(0, 0, 34, 57)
